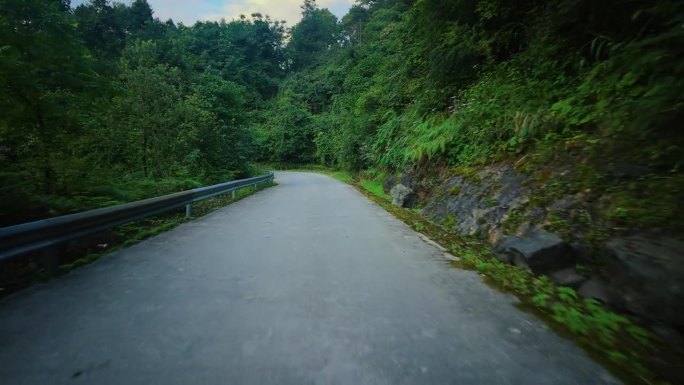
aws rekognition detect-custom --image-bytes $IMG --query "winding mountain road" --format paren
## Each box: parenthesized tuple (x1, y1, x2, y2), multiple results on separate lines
(0, 172, 618, 384)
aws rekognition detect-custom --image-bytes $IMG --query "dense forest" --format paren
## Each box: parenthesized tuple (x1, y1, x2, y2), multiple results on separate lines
(1, 0, 286, 225)
(1, 0, 683, 231)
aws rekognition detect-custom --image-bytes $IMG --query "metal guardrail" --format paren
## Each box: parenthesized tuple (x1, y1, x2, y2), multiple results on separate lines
(0, 171, 274, 263)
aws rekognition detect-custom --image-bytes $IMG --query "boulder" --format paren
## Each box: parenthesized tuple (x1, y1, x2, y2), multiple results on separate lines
(578, 277, 610, 303)
(494, 252, 512, 264)
(382, 175, 398, 193)
(390, 184, 417, 208)
(495, 228, 573, 274)
(400, 173, 416, 189)
(604, 236, 684, 329)
(550, 268, 586, 289)
(512, 253, 531, 269)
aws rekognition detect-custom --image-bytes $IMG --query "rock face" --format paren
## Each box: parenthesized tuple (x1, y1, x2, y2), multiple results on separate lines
(390, 184, 416, 208)
(410, 161, 684, 335)
(604, 236, 684, 329)
(423, 164, 530, 236)
(495, 228, 574, 274)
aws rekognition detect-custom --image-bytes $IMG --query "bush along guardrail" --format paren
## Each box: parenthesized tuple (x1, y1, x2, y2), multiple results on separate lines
(0, 171, 274, 272)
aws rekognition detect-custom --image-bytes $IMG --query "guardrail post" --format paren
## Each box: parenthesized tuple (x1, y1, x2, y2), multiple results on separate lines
(231, 190, 236, 200)
(254, 183, 258, 192)
(185, 204, 192, 218)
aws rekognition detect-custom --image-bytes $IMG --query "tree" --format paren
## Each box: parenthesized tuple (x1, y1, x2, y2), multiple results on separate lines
(126, 0, 154, 32)
(190, 71, 253, 175)
(74, 0, 126, 58)
(340, 5, 370, 45)
(257, 99, 314, 163)
(0, 0, 96, 193)
(287, 0, 340, 70)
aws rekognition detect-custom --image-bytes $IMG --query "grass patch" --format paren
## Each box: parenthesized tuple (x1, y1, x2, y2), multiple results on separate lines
(333, 171, 353, 183)
(360, 180, 391, 201)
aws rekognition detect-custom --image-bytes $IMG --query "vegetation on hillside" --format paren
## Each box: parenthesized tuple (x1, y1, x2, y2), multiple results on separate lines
(2, 0, 681, 232)
(267, 0, 683, 238)
(0, 0, 285, 225)
(272, 0, 683, 169)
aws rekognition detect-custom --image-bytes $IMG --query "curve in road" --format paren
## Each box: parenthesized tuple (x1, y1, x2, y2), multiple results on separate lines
(0, 172, 618, 385)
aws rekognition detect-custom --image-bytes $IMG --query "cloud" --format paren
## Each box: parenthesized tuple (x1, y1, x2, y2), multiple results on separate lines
(147, 0, 225, 24)
(71, 0, 355, 26)
(205, 0, 355, 26)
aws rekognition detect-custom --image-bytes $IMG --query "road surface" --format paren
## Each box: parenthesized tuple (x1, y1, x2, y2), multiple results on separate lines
(0, 172, 618, 384)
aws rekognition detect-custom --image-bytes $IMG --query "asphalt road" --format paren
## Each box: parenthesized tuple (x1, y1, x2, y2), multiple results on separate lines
(0, 172, 619, 385)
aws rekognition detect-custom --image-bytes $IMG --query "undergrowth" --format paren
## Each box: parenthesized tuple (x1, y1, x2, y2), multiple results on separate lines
(332, 171, 353, 183)
(360, 180, 391, 201)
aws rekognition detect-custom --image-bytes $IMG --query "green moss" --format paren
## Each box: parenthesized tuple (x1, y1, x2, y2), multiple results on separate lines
(449, 185, 462, 195)
(501, 208, 525, 234)
(451, 166, 481, 184)
(485, 196, 498, 207)
(546, 212, 571, 235)
(442, 215, 457, 229)
(412, 222, 426, 231)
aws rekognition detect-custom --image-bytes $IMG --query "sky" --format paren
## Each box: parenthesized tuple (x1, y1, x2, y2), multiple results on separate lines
(71, 0, 356, 26)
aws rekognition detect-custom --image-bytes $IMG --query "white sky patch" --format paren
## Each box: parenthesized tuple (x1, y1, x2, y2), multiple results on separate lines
(71, 0, 355, 26)
(205, 0, 355, 26)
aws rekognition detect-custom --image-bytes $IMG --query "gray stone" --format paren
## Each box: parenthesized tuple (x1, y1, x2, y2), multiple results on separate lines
(527, 207, 547, 221)
(578, 278, 609, 303)
(605, 163, 650, 179)
(400, 173, 416, 189)
(550, 268, 586, 288)
(382, 175, 398, 193)
(604, 236, 684, 329)
(390, 184, 417, 208)
(550, 195, 580, 211)
(512, 253, 530, 269)
(495, 229, 573, 274)
(494, 250, 512, 264)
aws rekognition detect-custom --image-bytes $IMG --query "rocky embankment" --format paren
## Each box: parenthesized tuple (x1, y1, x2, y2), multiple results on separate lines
(384, 164, 684, 344)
